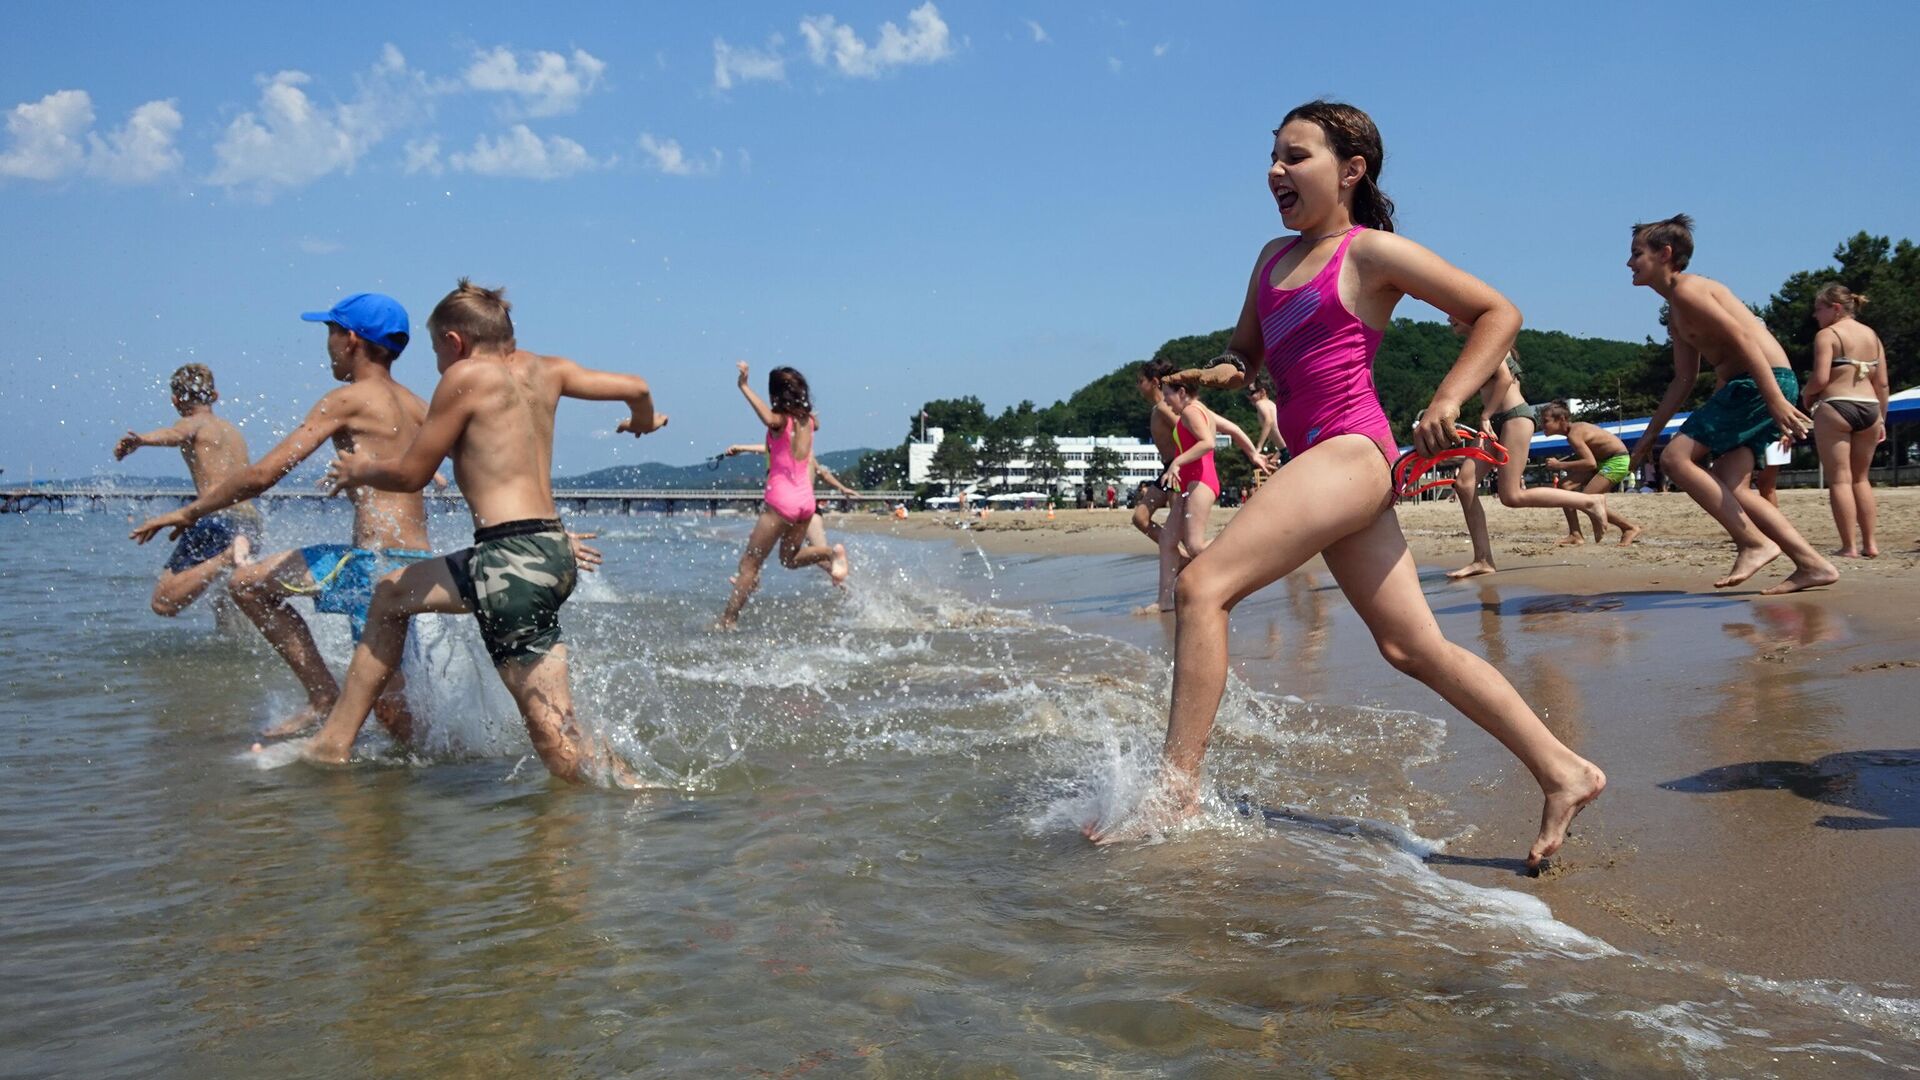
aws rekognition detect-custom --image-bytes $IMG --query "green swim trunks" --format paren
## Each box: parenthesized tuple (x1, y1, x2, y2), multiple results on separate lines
(1677, 367, 1798, 462)
(1597, 454, 1631, 487)
(446, 518, 576, 667)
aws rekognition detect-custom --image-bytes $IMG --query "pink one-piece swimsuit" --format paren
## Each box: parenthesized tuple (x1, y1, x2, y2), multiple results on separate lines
(1257, 226, 1399, 467)
(1173, 415, 1219, 497)
(765, 416, 817, 524)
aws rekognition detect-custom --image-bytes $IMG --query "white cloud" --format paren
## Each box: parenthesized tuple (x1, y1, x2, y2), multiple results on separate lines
(297, 237, 344, 255)
(88, 100, 183, 183)
(0, 90, 184, 184)
(451, 125, 598, 179)
(1152, 41, 1170, 57)
(402, 136, 442, 176)
(1107, 56, 1124, 73)
(0, 90, 91, 180)
(464, 46, 606, 117)
(1024, 19, 1048, 44)
(799, 2, 954, 78)
(713, 35, 787, 90)
(211, 45, 429, 192)
(638, 133, 718, 177)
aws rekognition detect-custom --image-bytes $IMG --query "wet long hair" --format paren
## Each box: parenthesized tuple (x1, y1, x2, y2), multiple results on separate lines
(1279, 100, 1396, 233)
(768, 366, 812, 418)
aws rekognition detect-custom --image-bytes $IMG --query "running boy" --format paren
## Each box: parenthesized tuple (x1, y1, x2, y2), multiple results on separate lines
(301, 279, 667, 782)
(115, 364, 262, 617)
(1625, 214, 1835, 593)
(132, 294, 444, 738)
(1537, 402, 1642, 545)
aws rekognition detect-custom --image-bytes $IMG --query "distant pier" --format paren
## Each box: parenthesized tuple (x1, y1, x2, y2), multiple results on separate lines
(2, 486, 914, 515)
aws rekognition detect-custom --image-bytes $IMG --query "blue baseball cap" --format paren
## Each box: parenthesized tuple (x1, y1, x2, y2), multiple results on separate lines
(301, 292, 410, 356)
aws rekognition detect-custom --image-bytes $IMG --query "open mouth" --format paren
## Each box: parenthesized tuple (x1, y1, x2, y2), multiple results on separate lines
(1276, 190, 1299, 212)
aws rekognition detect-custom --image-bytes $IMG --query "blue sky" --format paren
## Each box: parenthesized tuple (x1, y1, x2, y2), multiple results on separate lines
(4, 1, 1917, 480)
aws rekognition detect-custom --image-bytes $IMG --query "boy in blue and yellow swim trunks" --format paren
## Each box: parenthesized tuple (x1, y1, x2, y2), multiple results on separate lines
(134, 292, 445, 738)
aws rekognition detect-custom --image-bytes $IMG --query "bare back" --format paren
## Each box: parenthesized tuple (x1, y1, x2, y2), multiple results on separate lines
(1569, 422, 1628, 460)
(447, 349, 563, 527)
(1672, 275, 1791, 380)
(1148, 404, 1177, 461)
(330, 378, 434, 549)
(176, 412, 252, 498)
(1819, 320, 1886, 401)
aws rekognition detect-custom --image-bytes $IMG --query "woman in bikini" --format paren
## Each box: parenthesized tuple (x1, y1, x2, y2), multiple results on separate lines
(717, 362, 849, 629)
(1801, 284, 1889, 558)
(1445, 322, 1611, 579)
(1159, 378, 1221, 564)
(1091, 100, 1605, 869)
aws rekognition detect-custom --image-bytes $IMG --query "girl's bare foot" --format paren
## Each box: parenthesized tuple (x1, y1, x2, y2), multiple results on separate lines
(1831, 547, 1862, 559)
(1760, 560, 1839, 596)
(828, 544, 850, 586)
(1862, 542, 1879, 558)
(1714, 541, 1781, 588)
(299, 735, 353, 767)
(1583, 499, 1610, 544)
(1554, 533, 1585, 547)
(1446, 560, 1497, 580)
(1528, 761, 1607, 870)
(1131, 603, 1174, 617)
(261, 699, 333, 738)
(1616, 523, 1642, 546)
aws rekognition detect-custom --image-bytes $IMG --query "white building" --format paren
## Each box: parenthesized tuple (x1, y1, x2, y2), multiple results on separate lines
(908, 427, 1172, 493)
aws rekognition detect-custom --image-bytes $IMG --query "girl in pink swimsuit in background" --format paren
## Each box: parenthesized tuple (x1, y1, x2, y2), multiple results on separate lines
(1159, 379, 1220, 565)
(717, 362, 849, 630)
(1092, 100, 1605, 870)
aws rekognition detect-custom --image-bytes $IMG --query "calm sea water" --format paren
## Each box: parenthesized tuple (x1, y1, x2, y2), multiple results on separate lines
(2, 505, 1915, 1077)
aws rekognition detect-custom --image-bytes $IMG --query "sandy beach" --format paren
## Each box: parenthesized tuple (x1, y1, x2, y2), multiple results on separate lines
(834, 488, 1920, 987)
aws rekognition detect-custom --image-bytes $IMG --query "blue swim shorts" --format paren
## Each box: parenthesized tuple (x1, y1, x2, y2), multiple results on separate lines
(297, 545, 433, 640)
(164, 507, 265, 573)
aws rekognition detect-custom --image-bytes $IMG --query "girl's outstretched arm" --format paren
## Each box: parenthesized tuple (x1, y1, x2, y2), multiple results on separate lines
(736, 361, 781, 429)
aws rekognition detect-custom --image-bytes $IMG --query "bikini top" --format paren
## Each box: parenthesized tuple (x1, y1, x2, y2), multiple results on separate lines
(1826, 325, 1882, 375)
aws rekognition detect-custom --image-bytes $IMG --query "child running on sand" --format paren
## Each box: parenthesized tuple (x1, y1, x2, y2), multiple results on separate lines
(1537, 402, 1643, 546)
(114, 364, 262, 617)
(129, 294, 499, 740)
(301, 279, 667, 782)
(1443, 321, 1610, 580)
(717, 362, 849, 629)
(1625, 214, 1836, 594)
(1094, 100, 1605, 869)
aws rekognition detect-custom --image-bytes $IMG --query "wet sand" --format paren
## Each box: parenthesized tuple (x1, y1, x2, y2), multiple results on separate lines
(833, 488, 1920, 987)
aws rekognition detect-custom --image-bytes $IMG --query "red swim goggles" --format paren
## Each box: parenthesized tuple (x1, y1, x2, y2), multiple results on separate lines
(1392, 425, 1510, 500)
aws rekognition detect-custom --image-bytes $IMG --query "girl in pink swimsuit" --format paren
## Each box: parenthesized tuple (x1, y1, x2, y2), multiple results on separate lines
(1159, 379, 1220, 563)
(717, 362, 849, 629)
(1092, 101, 1605, 871)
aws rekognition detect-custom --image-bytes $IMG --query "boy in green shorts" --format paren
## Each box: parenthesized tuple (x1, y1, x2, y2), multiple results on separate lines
(1626, 214, 1834, 593)
(301, 279, 667, 783)
(1538, 402, 1642, 545)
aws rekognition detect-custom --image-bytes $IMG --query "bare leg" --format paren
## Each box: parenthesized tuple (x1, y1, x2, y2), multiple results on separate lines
(1660, 437, 1781, 587)
(229, 550, 339, 736)
(718, 511, 788, 629)
(1817, 408, 1859, 556)
(302, 559, 470, 765)
(1179, 482, 1217, 561)
(1851, 427, 1879, 557)
(1490, 418, 1607, 541)
(776, 517, 836, 572)
(1579, 474, 1639, 544)
(1131, 486, 1166, 545)
(1447, 457, 1497, 579)
(1093, 437, 1395, 842)
(150, 549, 236, 617)
(1323, 511, 1605, 867)
(493, 644, 624, 785)
(1155, 490, 1185, 611)
(1702, 450, 1838, 595)
(1755, 464, 1781, 506)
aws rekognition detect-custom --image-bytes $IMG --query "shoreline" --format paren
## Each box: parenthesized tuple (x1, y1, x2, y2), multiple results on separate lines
(828, 489, 1920, 987)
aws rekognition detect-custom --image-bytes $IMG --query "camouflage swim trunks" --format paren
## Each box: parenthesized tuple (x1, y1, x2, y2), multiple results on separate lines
(445, 518, 576, 667)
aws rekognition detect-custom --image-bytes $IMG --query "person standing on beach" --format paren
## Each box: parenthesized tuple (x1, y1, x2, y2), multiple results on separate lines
(1625, 215, 1836, 594)
(1801, 283, 1889, 558)
(303, 279, 667, 782)
(717, 362, 850, 629)
(1537, 402, 1643, 546)
(131, 294, 458, 739)
(1159, 378, 1221, 564)
(1092, 101, 1605, 870)
(114, 364, 263, 618)
(1443, 321, 1611, 580)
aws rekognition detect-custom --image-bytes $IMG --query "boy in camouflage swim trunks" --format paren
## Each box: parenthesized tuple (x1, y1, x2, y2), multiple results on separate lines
(1625, 214, 1835, 594)
(304, 279, 668, 783)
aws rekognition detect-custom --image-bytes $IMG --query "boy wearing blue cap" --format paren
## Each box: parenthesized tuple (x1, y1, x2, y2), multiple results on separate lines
(302, 278, 666, 783)
(132, 294, 463, 740)
(116, 363, 263, 618)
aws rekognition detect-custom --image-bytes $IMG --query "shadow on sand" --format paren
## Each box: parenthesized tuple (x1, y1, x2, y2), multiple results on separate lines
(1660, 749, 1920, 830)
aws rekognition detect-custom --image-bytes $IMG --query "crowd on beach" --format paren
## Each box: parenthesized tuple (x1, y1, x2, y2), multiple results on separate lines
(114, 99, 1899, 871)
